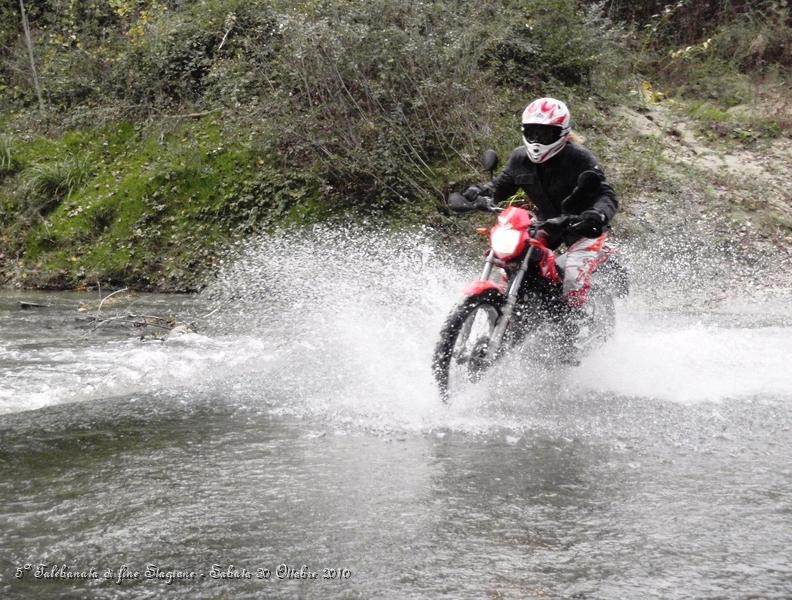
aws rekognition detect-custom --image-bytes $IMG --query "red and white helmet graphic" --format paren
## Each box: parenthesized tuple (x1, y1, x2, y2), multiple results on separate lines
(521, 97, 572, 163)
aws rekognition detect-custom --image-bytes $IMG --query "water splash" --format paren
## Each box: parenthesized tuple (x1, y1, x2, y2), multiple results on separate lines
(1, 225, 791, 426)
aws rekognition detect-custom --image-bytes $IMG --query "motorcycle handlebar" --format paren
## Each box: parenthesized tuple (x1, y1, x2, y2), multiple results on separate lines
(447, 192, 501, 214)
(474, 196, 502, 213)
(448, 193, 582, 231)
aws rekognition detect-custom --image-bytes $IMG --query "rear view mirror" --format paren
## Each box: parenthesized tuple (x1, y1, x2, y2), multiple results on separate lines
(448, 192, 475, 213)
(577, 170, 602, 193)
(562, 170, 604, 213)
(482, 149, 499, 175)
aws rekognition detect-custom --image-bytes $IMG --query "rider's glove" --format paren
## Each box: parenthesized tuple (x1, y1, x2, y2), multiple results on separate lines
(571, 209, 607, 237)
(463, 185, 485, 203)
(462, 183, 494, 203)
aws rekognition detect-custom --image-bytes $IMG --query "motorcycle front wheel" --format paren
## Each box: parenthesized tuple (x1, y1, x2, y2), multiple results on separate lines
(432, 290, 505, 403)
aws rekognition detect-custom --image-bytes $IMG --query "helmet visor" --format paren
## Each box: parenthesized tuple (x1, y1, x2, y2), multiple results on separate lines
(522, 124, 563, 145)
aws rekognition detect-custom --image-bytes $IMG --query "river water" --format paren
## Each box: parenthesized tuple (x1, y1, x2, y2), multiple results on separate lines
(1, 228, 791, 599)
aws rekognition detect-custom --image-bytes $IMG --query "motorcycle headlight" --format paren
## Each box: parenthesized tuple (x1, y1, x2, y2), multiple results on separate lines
(490, 227, 521, 258)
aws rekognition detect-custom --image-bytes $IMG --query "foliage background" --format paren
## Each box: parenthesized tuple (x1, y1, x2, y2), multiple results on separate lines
(1, 0, 789, 290)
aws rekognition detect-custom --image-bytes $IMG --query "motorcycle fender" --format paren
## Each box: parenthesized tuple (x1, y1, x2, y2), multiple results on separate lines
(462, 280, 506, 297)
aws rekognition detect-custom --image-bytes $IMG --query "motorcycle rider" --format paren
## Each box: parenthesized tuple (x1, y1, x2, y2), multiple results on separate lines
(462, 97, 618, 364)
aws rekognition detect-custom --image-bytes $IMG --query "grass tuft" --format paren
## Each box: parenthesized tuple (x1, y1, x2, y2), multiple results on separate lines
(22, 156, 91, 215)
(0, 135, 17, 176)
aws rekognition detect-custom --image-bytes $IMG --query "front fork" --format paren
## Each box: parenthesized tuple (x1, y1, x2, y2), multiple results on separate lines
(457, 251, 494, 346)
(489, 246, 533, 356)
(456, 248, 534, 360)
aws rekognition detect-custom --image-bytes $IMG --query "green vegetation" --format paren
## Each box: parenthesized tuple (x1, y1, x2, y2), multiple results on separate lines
(1, 117, 319, 289)
(1, 0, 789, 290)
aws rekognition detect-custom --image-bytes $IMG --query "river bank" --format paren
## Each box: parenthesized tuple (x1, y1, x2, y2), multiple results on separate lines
(2, 97, 791, 293)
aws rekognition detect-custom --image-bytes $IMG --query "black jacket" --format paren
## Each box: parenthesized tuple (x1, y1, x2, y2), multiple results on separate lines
(485, 143, 618, 242)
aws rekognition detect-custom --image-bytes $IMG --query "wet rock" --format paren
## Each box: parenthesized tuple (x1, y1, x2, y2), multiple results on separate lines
(18, 301, 48, 309)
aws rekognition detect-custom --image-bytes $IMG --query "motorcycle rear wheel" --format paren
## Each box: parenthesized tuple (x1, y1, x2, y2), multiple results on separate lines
(575, 286, 616, 356)
(432, 290, 505, 403)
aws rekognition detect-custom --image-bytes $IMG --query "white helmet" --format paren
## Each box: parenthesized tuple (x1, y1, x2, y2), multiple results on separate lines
(521, 97, 572, 163)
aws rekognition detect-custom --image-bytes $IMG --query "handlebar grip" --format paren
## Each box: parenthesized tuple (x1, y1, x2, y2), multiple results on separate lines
(537, 215, 582, 230)
(448, 192, 500, 214)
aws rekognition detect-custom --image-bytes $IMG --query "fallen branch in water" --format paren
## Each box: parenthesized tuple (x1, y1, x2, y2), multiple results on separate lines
(79, 289, 197, 340)
(78, 288, 134, 313)
(18, 301, 48, 309)
(81, 313, 197, 340)
(95, 287, 128, 318)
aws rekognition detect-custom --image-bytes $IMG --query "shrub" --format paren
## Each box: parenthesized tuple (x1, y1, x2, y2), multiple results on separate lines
(483, 0, 630, 94)
(645, 2, 790, 106)
(712, 2, 792, 71)
(111, 0, 280, 110)
(623, 1, 791, 105)
(266, 0, 498, 211)
(604, 0, 790, 48)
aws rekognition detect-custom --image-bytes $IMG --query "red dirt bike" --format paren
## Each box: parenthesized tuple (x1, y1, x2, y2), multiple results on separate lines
(432, 152, 628, 402)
